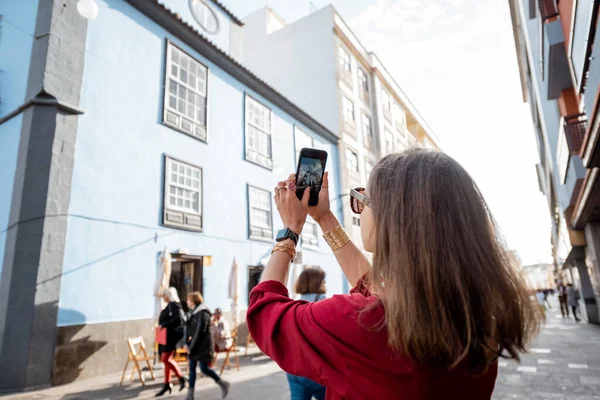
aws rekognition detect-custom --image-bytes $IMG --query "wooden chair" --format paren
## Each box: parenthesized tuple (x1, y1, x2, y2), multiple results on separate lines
(213, 328, 240, 376)
(172, 348, 188, 377)
(120, 337, 156, 386)
(154, 342, 189, 383)
(245, 333, 256, 356)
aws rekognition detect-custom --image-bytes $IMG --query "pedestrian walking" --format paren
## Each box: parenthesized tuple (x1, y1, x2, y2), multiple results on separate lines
(247, 149, 542, 399)
(156, 287, 185, 396)
(286, 267, 328, 400)
(557, 283, 569, 318)
(543, 289, 552, 309)
(566, 283, 581, 322)
(536, 289, 546, 316)
(185, 292, 230, 399)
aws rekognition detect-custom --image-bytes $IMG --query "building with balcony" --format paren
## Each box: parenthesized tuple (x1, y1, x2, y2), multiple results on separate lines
(509, 0, 600, 323)
(0, 0, 346, 391)
(238, 5, 439, 249)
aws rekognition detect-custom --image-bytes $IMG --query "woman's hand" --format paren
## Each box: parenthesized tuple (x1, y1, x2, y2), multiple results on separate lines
(308, 171, 332, 224)
(274, 174, 310, 235)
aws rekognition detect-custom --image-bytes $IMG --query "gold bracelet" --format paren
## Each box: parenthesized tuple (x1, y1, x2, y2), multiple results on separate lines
(323, 225, 350, 251)
(272, 243, 296, 262)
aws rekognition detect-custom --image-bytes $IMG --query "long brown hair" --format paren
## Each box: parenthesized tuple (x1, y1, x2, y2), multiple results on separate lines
(295, 267, 326, 294)
(367, 149, 541, 372)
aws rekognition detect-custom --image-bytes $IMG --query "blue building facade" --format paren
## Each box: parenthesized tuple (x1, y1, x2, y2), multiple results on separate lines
(509, 0, 600, 324)
(0, 0, 344, 390)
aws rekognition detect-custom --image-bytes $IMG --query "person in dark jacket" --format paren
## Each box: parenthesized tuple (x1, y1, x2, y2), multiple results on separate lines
(185, 292, 230, 400)
(156, 287, 185, 397)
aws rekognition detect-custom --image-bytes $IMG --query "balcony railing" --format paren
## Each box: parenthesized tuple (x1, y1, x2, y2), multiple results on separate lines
(564, 114, 588, 155)
(538, 0, 559, 21)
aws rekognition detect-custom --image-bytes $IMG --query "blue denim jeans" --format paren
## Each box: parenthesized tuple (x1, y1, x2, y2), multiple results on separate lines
(188, 359, 221, 388)
(286, 373, 326, 400)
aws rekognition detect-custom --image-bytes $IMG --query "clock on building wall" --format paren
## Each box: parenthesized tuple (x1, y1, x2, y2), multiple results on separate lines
(189, 0, 220, 34)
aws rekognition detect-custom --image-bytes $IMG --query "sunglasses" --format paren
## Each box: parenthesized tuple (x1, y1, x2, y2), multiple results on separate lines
(350, 188, 371, 214)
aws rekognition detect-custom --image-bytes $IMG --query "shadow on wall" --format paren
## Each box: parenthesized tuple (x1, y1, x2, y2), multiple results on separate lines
(52, 306, 107, 386)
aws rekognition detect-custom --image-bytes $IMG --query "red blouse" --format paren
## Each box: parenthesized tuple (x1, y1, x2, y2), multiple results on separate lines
(247, 276, 497, 400)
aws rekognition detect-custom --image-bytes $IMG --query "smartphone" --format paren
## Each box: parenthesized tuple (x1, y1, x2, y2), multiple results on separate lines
(295, 148, 328, 206)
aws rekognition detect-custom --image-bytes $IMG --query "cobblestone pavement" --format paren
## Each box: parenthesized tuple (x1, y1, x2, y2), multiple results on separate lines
(3, 296, 600, 399)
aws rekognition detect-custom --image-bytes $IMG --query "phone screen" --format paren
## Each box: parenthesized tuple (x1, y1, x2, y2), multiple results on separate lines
(297, 157, 324, 194)
(295, 148, 327, 206)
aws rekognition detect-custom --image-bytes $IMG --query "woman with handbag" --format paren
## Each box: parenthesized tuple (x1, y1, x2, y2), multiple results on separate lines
(156, 287, 185, 396)
(185, 292, 230, 400)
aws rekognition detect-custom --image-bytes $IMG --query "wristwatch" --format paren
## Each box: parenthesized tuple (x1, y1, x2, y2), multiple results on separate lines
(276, 228, 299, 246)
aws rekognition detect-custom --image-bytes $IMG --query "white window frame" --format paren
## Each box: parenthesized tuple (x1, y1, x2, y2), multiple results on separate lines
(343, 96, 355, 123)
(248, 185, 273, 241)
(295, 126, 314, 162)
(385, 130, 394, 154)
(365, 159, 374, 182)
(393, 102, 406, 134)
(358, 68, 369, 93)
(163, 42, 208, 141)
(302, 217, 320, 248)
(189, 0, 220, 34)
(245, 95, 273, 169)
(339, 46, 351, 72)
(381, 89, 392, 120)
(346, 149, 359, 172)
(163, 156, 203, 231)
(396, 137, 404, 152)
(361, 113, 373, 149)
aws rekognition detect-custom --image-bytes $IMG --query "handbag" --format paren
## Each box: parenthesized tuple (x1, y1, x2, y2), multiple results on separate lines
(155, 327, 167, 345)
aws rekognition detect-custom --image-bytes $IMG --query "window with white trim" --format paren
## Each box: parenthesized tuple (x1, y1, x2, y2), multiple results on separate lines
(245, 96, 273, 169)
(189, 0, 219, 34)
(302, 219, 319, 248)
(381, 89, 392, 121)
(295, 126, 314, 162)
(342, 96, 355, 124)
(396, 137, 404, 152)
(339, 46, 351, 72)
(163, 156, 202, 231)
(358, 68, 369, 93)
(361, 113, 373, 150)
(346, 149, 359, 172)
(385, 130, 394, 154)
(393, 102, 405, 134)
(164, 42, 208, 141)
(365, 159, 374, 182)
(248, 186, 273, 240)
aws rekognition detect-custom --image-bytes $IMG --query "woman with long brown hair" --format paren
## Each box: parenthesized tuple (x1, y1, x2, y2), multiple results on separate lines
(247, 149, 541, 399)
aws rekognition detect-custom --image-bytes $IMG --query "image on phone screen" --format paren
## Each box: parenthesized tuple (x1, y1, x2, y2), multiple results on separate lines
(297, 157, 323, 194)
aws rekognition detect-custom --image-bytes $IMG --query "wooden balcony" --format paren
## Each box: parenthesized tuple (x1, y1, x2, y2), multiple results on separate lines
(539, 0, 559, 21)
(564, 114, 588, 155)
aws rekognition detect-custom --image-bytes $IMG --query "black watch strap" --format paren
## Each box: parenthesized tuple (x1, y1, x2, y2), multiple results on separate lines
(276, 228, 299, 245)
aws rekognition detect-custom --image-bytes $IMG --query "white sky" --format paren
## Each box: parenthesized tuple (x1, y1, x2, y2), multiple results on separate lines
(223, 0, 552, 265)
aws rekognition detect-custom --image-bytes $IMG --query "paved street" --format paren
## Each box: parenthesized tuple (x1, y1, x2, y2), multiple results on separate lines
(492, 297, 600, 400)
(3, 296, 600, 399)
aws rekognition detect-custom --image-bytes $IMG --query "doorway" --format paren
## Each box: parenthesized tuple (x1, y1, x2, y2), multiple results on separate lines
(248, 266, 264, 302)
(170, 256, 203, 312)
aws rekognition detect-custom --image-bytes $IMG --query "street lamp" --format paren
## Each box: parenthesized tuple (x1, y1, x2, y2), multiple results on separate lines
(77, 0, 99, 19)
